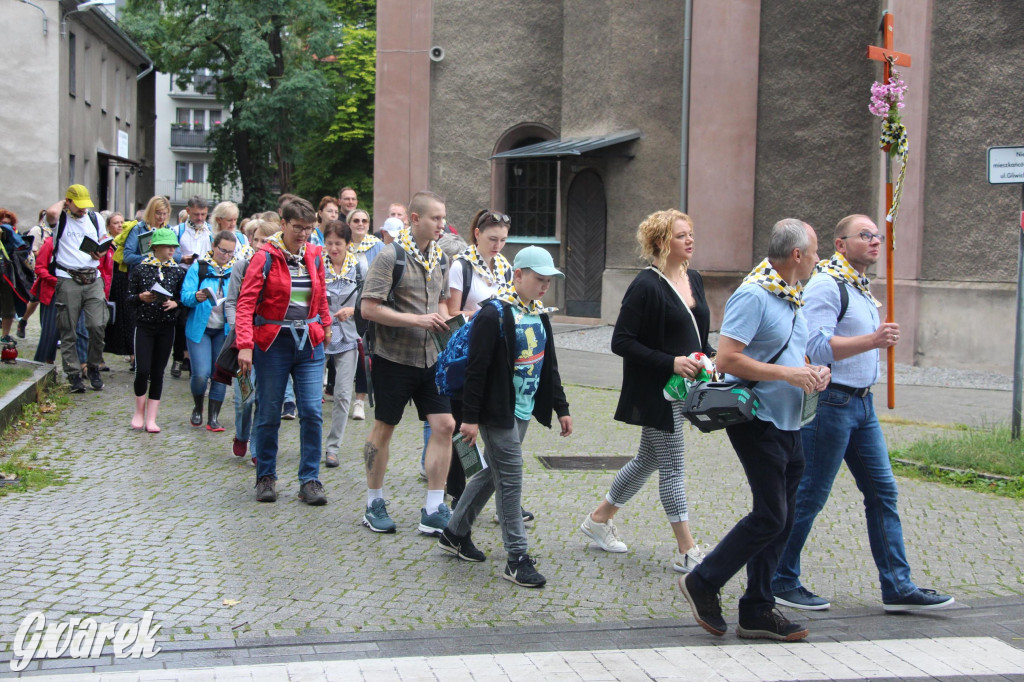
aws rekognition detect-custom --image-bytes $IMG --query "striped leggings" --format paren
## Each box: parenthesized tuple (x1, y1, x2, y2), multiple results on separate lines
(607, 401, 689, 522)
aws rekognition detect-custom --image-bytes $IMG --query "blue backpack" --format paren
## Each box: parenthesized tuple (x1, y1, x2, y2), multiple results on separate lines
(435, 298, 504, 397)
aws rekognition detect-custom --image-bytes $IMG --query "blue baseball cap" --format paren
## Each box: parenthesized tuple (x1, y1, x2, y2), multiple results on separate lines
(513, 246, 564, 279)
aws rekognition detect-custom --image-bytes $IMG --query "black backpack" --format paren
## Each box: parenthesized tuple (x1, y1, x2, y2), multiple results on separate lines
(48, 210, 101, 275)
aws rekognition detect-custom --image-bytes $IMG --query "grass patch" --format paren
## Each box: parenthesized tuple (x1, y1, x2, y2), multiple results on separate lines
(0, 384, 71, 498)
(890, 425, 1024, 499)
(0, 366, 34, 396)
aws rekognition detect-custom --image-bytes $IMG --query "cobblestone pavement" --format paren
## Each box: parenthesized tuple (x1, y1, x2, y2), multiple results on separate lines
(0, 321, 1022, 676)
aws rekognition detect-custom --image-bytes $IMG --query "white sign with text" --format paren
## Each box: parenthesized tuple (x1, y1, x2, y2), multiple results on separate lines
(988, 146, 1024, 184)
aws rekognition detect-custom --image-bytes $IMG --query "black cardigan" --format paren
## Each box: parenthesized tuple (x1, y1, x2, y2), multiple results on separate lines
(460, 301, 570, 429)
(612, 267, 714, 432)
(128, 262, 185, 327)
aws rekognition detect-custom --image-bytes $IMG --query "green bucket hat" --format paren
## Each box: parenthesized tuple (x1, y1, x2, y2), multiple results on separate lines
(149, 228, 179, 248)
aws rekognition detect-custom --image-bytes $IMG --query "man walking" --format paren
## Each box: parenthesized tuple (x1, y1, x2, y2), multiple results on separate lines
(359, 190, 455, 535)
(771, 214, 954, 613)
(47, 185, 108, 393)
(678, 218, 830, 641)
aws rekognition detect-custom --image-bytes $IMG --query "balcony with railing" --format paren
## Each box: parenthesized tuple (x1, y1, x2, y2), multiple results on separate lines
(170, 127, 212, 149)
(170, 73, 217, 98)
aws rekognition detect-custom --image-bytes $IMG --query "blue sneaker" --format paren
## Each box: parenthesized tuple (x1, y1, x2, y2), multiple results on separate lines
(774, 586, 830, 611)
(883, 588, 954, 612)
(418, 503, 451, 535)
(362, 498, 396, 534)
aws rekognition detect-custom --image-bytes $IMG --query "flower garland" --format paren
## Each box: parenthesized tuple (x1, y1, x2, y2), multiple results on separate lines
(869, 64, 909, 236)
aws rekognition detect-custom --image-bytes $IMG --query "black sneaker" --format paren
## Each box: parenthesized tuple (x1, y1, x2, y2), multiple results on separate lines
(16, 319, 26, 339)
(68, 373, 86, 394)
(883, 588, 955, 612)
(87, 366, 104, 391)
(503, 554, 546, 588)
(255, 476, 278, 503)
(170, 360, 182, 378)
(298, 480, 328, 506)
(737, 607, 809, 641)
(281, 402, 297, 420)
(677, 573, 727, 636)
(438, 529, 486, 562)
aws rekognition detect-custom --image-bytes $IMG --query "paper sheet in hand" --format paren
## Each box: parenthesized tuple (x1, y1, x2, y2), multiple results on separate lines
(201, 288, 226, 306)
(452, 431, 487, 478)
(150, 282, 173, 300)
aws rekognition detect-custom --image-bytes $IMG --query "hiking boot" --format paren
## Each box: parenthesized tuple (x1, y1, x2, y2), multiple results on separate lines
(190, 394, 204, 426)
(325, 452, 340, 468)
(87, 366, 104, 391)
(672, 545, 706, 574)
(677, 573, 727, 636)
(281, 401, 297, 420)
(419, 503, 451, 536)
(580, 514, 628, 553)
(503, 554, 546, 588)
(68, 373, 86, 394)
(774, 586, 831, 611)
(438, 528, 486, 562)
(298, 480, 328, 506)
(16, 319, 26, 339)
(363, 498, 397, 533)
(737, 608, 809, 641)
(170, 360, 182, 378)
(255, 476, 277, 503)
(883, 588, 955, 612)
(232, 438, 248, 457)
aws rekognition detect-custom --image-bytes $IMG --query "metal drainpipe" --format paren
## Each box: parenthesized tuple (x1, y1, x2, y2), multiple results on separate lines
(679, 0, 693, 212)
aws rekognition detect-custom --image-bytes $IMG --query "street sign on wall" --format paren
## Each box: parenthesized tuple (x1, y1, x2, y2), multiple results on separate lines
(987, 145, 1024, 184)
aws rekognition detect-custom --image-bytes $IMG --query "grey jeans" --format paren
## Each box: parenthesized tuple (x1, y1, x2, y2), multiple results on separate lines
(54, 276, 107, 376)
(324, 349, 358, 456)
(448, 417, 530, 558)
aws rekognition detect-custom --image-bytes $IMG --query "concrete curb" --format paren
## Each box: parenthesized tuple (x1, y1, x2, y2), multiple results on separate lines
(0, 360, 57, 434)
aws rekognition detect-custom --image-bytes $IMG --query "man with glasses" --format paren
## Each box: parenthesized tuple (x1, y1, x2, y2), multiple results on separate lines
(338, 187, 358, 215)
(770, 214, 954, 613)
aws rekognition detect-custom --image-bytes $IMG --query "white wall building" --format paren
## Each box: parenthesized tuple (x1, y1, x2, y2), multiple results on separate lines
(153, 71, 241, 212)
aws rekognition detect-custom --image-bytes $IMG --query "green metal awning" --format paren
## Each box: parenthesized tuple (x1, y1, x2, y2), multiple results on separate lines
(491, 129, 642, 159)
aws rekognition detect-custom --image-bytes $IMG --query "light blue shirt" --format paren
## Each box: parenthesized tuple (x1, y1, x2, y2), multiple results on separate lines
(720, 284, 808, 431)
(513, 310, 546, 420)
(802, 272, 880, 388)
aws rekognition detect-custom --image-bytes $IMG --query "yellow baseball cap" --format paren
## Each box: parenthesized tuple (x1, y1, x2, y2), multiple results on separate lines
(65, 184, 94, 209)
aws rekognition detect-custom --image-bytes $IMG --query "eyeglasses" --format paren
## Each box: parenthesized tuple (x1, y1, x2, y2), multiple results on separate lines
(476, 212, 510, 229)
(840, 231, 885, 244)
(287, 222, 315, 234)
(214, 245, 234, 256)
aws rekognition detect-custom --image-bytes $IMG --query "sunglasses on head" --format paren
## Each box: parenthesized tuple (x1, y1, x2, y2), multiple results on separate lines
(476, 212, 510, 229)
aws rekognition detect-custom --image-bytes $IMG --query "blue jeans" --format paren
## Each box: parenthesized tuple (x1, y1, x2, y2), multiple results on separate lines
(772, 389, 915, 602)
(234, 367, 256, 441)
(186, 327, 227, 401)
(251, 330, 325, 483)
(75, 311, 88, 363)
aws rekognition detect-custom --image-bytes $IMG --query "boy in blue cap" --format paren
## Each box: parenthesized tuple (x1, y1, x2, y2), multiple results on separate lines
(438, 245, 573, 588)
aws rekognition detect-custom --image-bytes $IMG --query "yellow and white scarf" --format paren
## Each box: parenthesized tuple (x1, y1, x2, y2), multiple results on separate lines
(267, 231, 309, 276)
(326, 251, 358, 285)
(495, 283, 558, 316)
(350, 234, 382, 254)
(815, 252, 882, 308)
(742, 257, 804, 307)
(235, 243, 255, 261)
(456, 245, 511, 287)
(396, 228, 443, 281)
(200, 250, 234, 298)
(140, 253, 175, 281)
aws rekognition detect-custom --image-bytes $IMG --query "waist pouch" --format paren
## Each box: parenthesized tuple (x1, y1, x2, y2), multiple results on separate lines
(66, 268, 98, 286)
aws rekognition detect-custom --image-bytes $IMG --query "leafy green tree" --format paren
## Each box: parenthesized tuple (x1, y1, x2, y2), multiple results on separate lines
(121, 0, 344, 213)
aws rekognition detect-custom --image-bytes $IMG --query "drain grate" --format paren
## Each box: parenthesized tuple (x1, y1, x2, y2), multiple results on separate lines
(537, 456, 633, 471)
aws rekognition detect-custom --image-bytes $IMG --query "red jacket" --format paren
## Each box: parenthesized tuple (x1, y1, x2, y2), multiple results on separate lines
(234, 243, 331, 352)
(31, 238, 57, 304)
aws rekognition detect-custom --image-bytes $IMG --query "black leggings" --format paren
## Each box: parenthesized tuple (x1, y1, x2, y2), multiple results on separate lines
(173, 317, 187, 362)
(134, 323, 175, 399)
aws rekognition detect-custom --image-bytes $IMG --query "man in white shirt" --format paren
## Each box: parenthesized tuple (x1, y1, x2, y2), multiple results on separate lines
(47, 185, 108, 393)
(175, 196, 213, 268)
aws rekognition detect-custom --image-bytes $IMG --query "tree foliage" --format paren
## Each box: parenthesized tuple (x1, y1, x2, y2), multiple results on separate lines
(121, 0, 371, 214)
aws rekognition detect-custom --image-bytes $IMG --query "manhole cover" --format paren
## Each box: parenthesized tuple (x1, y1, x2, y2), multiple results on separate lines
(537, 456, 633, 471)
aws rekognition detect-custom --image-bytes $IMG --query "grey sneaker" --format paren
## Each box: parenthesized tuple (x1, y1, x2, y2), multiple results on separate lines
(363, 498, 397, 533)
(298, 480, 327, 506)
(419, 503, 451, 536)
(255, 476, 277, 503)
(580, 514, 628, 552)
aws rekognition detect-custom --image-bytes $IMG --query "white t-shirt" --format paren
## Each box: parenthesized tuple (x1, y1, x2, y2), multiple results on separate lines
(54, 212, 106, 278)
(177, 222, 213, 267)
(448, 260, 502, 312)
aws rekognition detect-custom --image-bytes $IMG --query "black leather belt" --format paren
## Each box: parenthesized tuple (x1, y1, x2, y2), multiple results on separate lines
(829, 382, 871, 398)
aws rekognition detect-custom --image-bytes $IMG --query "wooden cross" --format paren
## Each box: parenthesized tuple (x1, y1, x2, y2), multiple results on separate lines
(867, 11, 912, 410)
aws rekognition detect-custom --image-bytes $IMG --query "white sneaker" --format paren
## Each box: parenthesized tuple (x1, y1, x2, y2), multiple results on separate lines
(672, 545, 706, 574)
(580, 514, 628, 553)
(351, 399, 365, 420)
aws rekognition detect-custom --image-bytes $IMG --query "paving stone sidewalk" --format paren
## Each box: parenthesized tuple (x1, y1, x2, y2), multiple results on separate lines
(0, 321, 1022, 665)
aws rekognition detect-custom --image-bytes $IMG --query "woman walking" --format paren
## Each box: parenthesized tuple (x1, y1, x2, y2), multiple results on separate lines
(236, 198, 332, 505)
(579, 210, 715, 573)
(181, 231, 237, 431)
(346, 208, 381, 420)
(127, 229, 185, 432)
